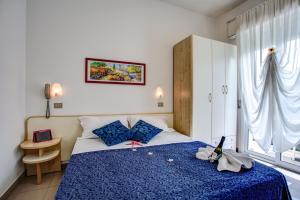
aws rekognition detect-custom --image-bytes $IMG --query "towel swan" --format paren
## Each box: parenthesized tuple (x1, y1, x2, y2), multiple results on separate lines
(196, 146, 255, 172)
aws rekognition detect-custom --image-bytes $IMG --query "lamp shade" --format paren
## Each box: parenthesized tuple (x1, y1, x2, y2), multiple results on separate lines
(50, 83, 63, 98)
(156, 87, 163, 99)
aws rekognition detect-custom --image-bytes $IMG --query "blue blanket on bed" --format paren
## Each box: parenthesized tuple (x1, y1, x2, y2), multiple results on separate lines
(56, 141, 291, 200)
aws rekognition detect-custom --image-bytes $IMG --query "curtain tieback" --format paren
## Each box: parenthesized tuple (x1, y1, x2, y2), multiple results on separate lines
(268, 47, 276, 54)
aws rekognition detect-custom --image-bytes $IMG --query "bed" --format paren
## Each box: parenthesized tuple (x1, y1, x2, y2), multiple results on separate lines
(56, 131, 291, 200)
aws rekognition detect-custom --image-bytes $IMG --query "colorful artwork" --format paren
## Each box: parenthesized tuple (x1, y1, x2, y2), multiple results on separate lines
(85, 58, 146, 85)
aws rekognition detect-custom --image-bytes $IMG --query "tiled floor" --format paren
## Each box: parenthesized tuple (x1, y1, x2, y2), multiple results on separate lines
(5, 172, 62, 200)
(4, 166, 300, 200)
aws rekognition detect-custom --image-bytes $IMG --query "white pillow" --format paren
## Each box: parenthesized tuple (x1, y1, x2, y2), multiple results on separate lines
(79, 116, 129, 139)
(128, 116, 170, 132)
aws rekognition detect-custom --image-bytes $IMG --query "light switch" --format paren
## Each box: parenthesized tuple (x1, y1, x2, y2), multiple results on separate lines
(158, 102, 164, 107)
(54, 103, 63, 109)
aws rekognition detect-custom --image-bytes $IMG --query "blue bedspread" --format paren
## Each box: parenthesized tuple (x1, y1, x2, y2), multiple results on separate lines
(56, 141, 291, 200)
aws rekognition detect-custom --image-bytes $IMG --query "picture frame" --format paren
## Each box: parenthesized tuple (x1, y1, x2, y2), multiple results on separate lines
(85, 58, 146, 85)
(33, 129, 52, 143)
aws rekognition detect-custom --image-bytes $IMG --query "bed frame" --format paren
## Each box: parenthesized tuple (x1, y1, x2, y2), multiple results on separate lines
(25, 113, 174, 162)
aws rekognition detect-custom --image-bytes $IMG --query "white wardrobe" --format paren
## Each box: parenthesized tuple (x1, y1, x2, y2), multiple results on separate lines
(173, 35, 237, 150)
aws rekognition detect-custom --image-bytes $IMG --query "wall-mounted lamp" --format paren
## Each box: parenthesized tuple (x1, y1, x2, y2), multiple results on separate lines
(50, 83, 63, 98)
(156, 87, 163, 99)
(44, 83, 63, 118)
(156, 87, 164, 107)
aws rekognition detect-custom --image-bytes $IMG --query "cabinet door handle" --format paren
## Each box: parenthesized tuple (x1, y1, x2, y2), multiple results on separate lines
(208, 93, 212, 102)
(225, 85, 228, 94)
(222, 85, 225, 94)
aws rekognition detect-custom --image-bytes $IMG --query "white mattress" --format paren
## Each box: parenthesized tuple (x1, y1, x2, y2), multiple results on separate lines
(72, 131, 193, 155)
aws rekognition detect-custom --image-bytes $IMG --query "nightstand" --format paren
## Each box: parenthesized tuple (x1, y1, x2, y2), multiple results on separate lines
(20, 137, 62, 184)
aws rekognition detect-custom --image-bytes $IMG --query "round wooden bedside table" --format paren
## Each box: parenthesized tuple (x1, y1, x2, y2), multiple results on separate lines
(20, 137, 62, 184)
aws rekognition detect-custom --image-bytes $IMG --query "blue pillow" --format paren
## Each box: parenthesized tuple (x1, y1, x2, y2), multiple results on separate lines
(131, 120, 163, 144)
(92, 120, 133, 146)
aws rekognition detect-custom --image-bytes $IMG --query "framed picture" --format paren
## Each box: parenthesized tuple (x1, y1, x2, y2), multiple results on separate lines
(85, 58, 146, 85)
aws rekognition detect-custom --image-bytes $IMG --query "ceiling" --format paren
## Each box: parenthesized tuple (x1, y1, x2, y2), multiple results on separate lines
(160, 0, 247, 18)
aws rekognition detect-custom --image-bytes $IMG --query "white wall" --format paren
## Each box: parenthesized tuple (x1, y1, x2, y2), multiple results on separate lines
(0, 0, 26, 196)
(26, 0, 217, 116)
(215, 0, 265, 43)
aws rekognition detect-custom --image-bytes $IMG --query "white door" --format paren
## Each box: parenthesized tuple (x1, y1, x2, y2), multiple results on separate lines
(224, 44, 237, 137)
(192, 36, 212, 144)
(211, 41, 226, 140)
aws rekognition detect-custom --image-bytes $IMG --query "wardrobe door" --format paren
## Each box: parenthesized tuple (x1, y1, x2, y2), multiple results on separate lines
(211, 41, 226, 141)
(224, 44, 237, 137)
(192, 36, 212, 144)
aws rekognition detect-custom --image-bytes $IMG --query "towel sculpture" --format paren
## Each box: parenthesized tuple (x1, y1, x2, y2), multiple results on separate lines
(196, 146, 255, 172)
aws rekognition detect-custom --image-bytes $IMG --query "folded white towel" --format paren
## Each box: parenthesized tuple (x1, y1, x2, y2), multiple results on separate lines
(196, 146, 255, 172)
(196, 147, 215, 160)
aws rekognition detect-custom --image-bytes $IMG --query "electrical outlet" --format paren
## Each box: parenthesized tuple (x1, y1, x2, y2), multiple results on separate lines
(158, 102, 164, 107)
(54, 103, 63, 109)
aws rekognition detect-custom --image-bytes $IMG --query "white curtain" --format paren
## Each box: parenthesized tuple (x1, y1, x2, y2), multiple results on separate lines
(237, 0, 300, 152)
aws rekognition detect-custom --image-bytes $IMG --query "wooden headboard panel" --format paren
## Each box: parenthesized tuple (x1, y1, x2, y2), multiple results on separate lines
(26, 113, 173, 162)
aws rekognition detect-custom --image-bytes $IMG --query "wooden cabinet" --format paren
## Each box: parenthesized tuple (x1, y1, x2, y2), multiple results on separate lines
(191, 36, 213, 144)
(173, 36, 193, 136)
(224, 43, 237, 138)
(173, 35, 237, 150)
(211, 40, 226, 140)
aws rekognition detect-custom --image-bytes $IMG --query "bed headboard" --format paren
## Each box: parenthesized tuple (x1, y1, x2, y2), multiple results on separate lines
(26, 113, 173, 162)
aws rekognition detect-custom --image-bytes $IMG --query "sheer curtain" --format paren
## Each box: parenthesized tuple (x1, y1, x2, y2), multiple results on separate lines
(237, 0, 300, 152)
